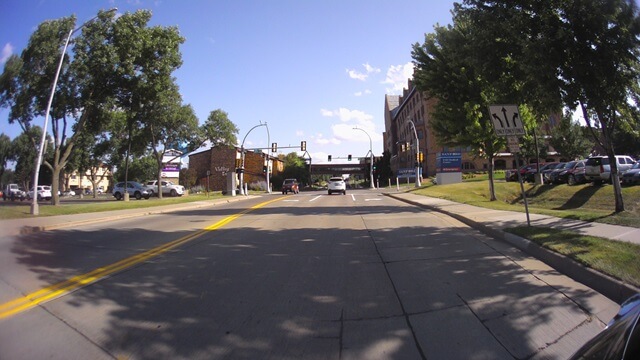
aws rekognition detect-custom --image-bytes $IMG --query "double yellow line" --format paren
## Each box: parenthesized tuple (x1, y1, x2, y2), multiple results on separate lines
(0, 196, 284, 320)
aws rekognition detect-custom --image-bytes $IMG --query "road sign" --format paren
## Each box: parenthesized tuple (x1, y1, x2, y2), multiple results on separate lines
(506, 135, 520, 153)
(489, 105, 524, 136)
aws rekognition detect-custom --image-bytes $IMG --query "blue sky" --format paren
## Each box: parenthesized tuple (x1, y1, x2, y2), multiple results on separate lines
(1, 0, 455, 164)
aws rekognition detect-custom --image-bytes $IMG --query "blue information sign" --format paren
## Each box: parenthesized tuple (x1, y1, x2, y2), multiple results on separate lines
(436, 152, 462, 173)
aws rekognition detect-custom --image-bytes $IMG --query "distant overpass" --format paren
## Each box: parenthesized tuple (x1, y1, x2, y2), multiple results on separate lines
(309, 163, 368, 175)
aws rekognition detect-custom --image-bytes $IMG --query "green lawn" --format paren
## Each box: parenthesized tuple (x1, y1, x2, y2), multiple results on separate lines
(408, 174, 640, 227)
(508, 226, 640, 288)
(0, 192, 229, 219)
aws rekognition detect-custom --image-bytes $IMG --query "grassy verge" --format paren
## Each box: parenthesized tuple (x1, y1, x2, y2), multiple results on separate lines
(408, 175, 640, 227)
(0, 192, 230, 219)
(507, 226, 640, 288)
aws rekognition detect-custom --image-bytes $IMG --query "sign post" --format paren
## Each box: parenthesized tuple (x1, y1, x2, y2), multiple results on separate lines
(489, 104, 530, 226)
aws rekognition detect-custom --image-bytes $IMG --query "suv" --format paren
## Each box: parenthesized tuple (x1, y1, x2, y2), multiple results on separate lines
(327, 177, 346, 195)
(144, 180, 185, 197)
(584, 155, 636, 184)
(27, 185, 53, 201)
(3, 184, 26, 201)
(112, 181, 151, 200)
(281, 179, 299, 194)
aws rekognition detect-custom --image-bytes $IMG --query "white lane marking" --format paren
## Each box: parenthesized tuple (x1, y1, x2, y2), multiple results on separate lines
(310, 196, 322, 202)
(365, 198, 382, 201)
(351, 194, 356, 201)
(283, 199, 300, 202)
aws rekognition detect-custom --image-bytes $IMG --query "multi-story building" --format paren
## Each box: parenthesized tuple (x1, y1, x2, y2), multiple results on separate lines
(67, 165, 112, 193)
(384, 78, 564, 179)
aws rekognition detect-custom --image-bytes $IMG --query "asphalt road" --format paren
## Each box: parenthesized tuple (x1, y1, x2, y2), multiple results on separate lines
(0, 190, 618, 359)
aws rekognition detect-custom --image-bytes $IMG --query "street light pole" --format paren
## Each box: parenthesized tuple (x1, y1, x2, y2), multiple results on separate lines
(239, 122, 267, 195)
(407, 119, 421, 187)
(353, 127, 375, 189)
(31, 8, 117, 215)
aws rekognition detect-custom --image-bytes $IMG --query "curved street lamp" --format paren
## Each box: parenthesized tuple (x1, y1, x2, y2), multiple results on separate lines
(239, 122, 268, 195)
(407, 119, 421, 187)
(352, 127, 375, 189)
(31, 8, 117, 215)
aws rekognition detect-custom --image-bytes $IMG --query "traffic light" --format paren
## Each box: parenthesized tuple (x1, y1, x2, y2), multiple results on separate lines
(419, 152, 424, 162)
(348, 154, 352, 161)
(263, 166, 267, 173)
(300, 141, 306, 152)
(328, 155, 332, 162)
(271, 142, 277, 152)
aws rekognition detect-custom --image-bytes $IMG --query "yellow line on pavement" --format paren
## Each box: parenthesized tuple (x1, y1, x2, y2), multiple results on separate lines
(0, 196, 284, 320)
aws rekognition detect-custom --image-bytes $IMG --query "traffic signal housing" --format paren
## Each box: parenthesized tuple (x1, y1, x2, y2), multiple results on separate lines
(300, 141, 306, 152)
(348, 154, 352, 161)
(328, 155, 332, 162)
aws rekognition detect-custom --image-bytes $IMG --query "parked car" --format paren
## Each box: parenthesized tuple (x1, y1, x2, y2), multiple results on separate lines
(281, 178, 299, 194)
(569, 293, 640, 359)
(327, 176, 346, 195)
(554, 160, 587, 185)
(523, 163, 559, 183)
(144, 180, 185, 197)
(539, 162, 563, 184)
(621, 162, 640, 186)
(26, 185, 53, 201)
(2, 183, 25, 201)
(584, 155, 636, 184)
(112, 181, 151, 200)
(506, 164, 535, 182)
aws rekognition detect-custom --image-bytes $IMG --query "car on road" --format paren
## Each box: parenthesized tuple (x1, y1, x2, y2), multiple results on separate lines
(26, 185, 52, 201)
(281, 178, 299, 194)
(621, 162, 640, 186)
(112, 181, 151, 200)
(144, 180, 185, 197)
(569, 293, 640, 359)
(584, 155, 636, 185)
(327, 176, 346, 195)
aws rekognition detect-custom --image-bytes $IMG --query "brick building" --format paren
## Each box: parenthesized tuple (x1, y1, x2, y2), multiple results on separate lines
(189, 146, 283, 192)
(384, 78, 564, 179)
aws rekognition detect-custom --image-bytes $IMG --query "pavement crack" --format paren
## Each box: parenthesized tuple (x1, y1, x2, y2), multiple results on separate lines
(362, 215, 428, 360)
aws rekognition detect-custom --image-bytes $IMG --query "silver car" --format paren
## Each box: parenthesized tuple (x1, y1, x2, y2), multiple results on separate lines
(327, 177, 346, 195)
(112, 181, 151, 200)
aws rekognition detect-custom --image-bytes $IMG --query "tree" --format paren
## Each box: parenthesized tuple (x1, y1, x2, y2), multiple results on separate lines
(201, 109, 239, 148)
(0, 10, 119, 205)
(375, 150, 393, 185)
(113, 155, 156, 183)
(412, 21, 507, 201)
(549, 114, 592, 160)
(0, 133, 12, 181)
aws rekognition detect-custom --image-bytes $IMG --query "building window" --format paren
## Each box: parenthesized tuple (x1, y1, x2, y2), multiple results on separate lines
(494, 159, 507, 170)
(462, 162, 475, 170)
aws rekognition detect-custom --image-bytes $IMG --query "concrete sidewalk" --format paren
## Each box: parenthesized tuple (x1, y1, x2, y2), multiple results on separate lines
(384, 191, 640, 304)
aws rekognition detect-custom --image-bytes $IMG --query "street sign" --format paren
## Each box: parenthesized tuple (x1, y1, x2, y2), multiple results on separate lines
(506, 135, 520, 153)
(489, 105, 524, 136)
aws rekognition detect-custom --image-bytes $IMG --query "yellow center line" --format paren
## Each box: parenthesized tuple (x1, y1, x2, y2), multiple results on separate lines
(0, 196, 284, 320)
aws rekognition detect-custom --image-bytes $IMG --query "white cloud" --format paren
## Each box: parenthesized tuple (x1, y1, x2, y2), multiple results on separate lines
(295, 130, 304, 137)
(320, 107, 373, 124)
(354, 89, 372, 97)
(382, 62, 414, 94)
(346, 62, 381, 81)
(1, 43, 14, 64)
(312, 133, 341, 145)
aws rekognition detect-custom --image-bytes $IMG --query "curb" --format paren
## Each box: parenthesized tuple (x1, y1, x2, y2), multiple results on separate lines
(18, 195, 254, 235)
(384, 193, 640, 304)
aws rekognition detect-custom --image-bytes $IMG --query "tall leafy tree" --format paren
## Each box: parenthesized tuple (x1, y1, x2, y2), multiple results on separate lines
(412, 20, 507, 201)
(457, 0, 640, 212)
(0, 133, 13, 181)
(201, 109, 239, 148)
(0, 10, 118, 205)
(549, 114, 592, 160)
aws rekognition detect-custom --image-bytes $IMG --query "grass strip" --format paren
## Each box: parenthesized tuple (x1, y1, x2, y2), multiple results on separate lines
(506, 226, 640, 288)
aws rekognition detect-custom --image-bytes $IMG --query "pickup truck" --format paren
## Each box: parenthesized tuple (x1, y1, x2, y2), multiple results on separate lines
(143, 180, 185, 197)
